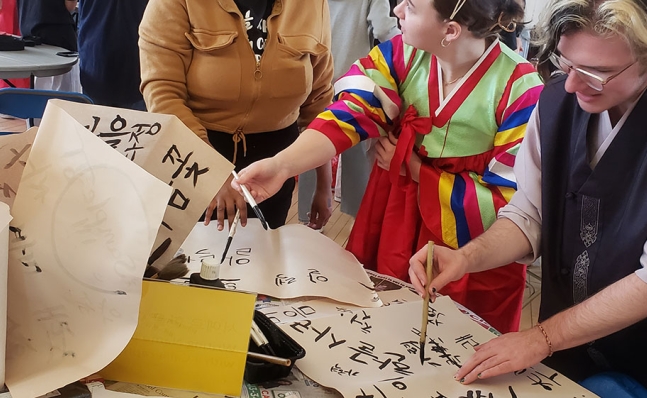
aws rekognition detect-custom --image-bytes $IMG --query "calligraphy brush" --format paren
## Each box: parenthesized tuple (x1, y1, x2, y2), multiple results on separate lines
(419, 241, 435, 365)
(251, 319, 277, 356)
(231, 170, 269, 230)
(220, 209, 241, 264)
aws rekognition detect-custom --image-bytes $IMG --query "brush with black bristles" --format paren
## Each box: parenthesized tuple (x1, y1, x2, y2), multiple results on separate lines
(144, 253, 189, 281)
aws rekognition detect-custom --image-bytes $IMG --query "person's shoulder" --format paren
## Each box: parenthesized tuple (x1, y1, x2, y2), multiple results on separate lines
(497, 40, 528, 65)
(541, 74, 567, 97)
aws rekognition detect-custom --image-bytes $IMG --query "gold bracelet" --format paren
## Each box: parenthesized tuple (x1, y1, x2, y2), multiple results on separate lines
(536, 323, 553, 357)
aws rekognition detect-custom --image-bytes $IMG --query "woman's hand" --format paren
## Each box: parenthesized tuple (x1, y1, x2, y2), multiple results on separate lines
(308, 187, 332, 230)
(205, 174, 248, 230)
(233, 158, 291, 203)
(375, 133, 397, 170)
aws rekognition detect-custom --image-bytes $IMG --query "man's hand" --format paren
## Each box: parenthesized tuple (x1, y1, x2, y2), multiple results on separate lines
(453, 327, 551, 384)
(408, 244, 469, 299)
(206, 174, 247, 230)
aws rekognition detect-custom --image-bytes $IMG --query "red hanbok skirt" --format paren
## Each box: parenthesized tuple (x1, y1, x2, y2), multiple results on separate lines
(346, 160, 526, 334)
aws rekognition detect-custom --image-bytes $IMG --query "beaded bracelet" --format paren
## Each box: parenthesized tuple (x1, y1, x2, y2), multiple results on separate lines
(536, 323, 553, 357)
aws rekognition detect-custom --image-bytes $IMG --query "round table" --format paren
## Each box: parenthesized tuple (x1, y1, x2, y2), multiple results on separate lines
(0, 44, 78, 86)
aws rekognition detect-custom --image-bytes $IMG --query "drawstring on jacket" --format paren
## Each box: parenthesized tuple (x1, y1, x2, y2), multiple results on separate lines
(231, 129, 247, 164)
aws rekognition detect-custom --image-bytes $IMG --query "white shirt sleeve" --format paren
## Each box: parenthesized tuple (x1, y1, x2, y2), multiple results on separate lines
(497, 106, 543, 264)
(637, 241, 647, 283)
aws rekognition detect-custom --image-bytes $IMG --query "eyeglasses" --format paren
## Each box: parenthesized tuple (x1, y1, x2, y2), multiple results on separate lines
(548, 52, 636, 92)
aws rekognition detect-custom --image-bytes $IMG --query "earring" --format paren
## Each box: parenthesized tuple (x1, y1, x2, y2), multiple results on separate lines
(441, 38, 450, 47)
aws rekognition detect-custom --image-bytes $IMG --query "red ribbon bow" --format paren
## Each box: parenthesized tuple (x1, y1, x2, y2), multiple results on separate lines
(389, 105, 433, 186)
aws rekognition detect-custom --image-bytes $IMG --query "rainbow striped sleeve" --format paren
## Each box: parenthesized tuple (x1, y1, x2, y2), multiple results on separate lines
(483, 64, 543, 192)
(308, 36, 405, 154)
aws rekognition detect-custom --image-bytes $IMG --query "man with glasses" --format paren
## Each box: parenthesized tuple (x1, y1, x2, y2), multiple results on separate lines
(409, 0, 647, 396)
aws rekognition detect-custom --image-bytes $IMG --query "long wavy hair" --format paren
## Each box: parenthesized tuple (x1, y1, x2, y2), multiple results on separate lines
(534, 0, 647, 80)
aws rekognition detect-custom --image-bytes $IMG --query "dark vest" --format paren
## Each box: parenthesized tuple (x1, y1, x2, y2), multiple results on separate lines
(539, 76, 647, 385)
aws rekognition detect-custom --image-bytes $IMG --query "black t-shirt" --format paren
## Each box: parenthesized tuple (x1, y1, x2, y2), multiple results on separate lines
(234, 0, 275, 62)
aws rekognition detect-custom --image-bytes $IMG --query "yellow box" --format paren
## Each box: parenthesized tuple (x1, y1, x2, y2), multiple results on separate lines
(101, 280, 256, 396)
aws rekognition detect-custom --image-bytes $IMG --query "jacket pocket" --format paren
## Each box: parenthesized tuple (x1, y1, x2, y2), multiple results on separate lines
(185, 29, 241, 102)
(270, 34, 328, 99)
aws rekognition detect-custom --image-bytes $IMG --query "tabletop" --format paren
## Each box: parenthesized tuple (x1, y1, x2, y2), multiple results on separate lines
(0, 44, 77, 79)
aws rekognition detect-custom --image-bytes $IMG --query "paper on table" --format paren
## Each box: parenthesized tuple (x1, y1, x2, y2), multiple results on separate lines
(0, 202, 12, 387)
(259, 288, 421, 326)
(276, 296, 597, 398)
(104, 381, 231, 398)
(4, 103, 172, 398)
(50, 100, 234, 270)
(87, 382, 162, 398)
(0, 127, 38, 209)
(180, 220, 382, 308)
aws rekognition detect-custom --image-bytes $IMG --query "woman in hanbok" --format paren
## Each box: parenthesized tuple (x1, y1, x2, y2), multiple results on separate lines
(234, 0, 543, 333)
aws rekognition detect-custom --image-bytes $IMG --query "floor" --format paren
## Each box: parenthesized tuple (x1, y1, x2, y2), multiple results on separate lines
(0, 114, 541, 331)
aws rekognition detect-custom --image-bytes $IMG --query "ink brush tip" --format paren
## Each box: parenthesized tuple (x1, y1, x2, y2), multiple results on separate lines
(256, 209, 269, 230)
(419, 342, 425, 365)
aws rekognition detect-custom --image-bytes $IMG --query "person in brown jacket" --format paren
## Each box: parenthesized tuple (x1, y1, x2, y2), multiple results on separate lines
(139, 0, 335, 230)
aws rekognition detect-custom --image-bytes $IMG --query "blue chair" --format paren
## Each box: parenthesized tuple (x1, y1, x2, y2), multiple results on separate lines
(0, 88, 93, 133)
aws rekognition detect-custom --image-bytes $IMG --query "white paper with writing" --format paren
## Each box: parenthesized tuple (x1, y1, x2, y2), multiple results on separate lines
(180, 220, 382, 308)
(274, 296, 597, 398)
(51, 100, 234, 270)
(0, 127, 37, 209)
(0, 202, 11, 387)
(4, 104, 172, 398)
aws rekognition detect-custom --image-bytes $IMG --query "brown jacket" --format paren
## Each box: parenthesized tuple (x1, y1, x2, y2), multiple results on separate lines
(139, 0, 334, 144)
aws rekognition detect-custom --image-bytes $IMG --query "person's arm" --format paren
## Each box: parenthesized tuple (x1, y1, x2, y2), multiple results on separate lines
(409, 217, 533, 296)
(308, 161, 333, 229)
(139, 0, 209, 143)
(498, 106, 543, 263)
(236, 38, 407, 201)
(367, 0, 400, 43)
(297, 0, 334, 127)
(234, 129, 336, 204)
(455, 271, 647, 384)
(298, 1, 334, 229)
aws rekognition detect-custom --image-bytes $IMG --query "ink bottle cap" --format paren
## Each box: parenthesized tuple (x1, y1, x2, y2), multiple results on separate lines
(189, 259, 225, 288)
(200, 258, 220, 280)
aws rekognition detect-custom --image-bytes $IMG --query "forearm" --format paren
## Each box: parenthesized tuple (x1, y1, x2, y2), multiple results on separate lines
(544, 273, 647, 352)
(275, 129, 337, 178)
(315, 161, 332, 193)
(460, 217, 532, 273)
